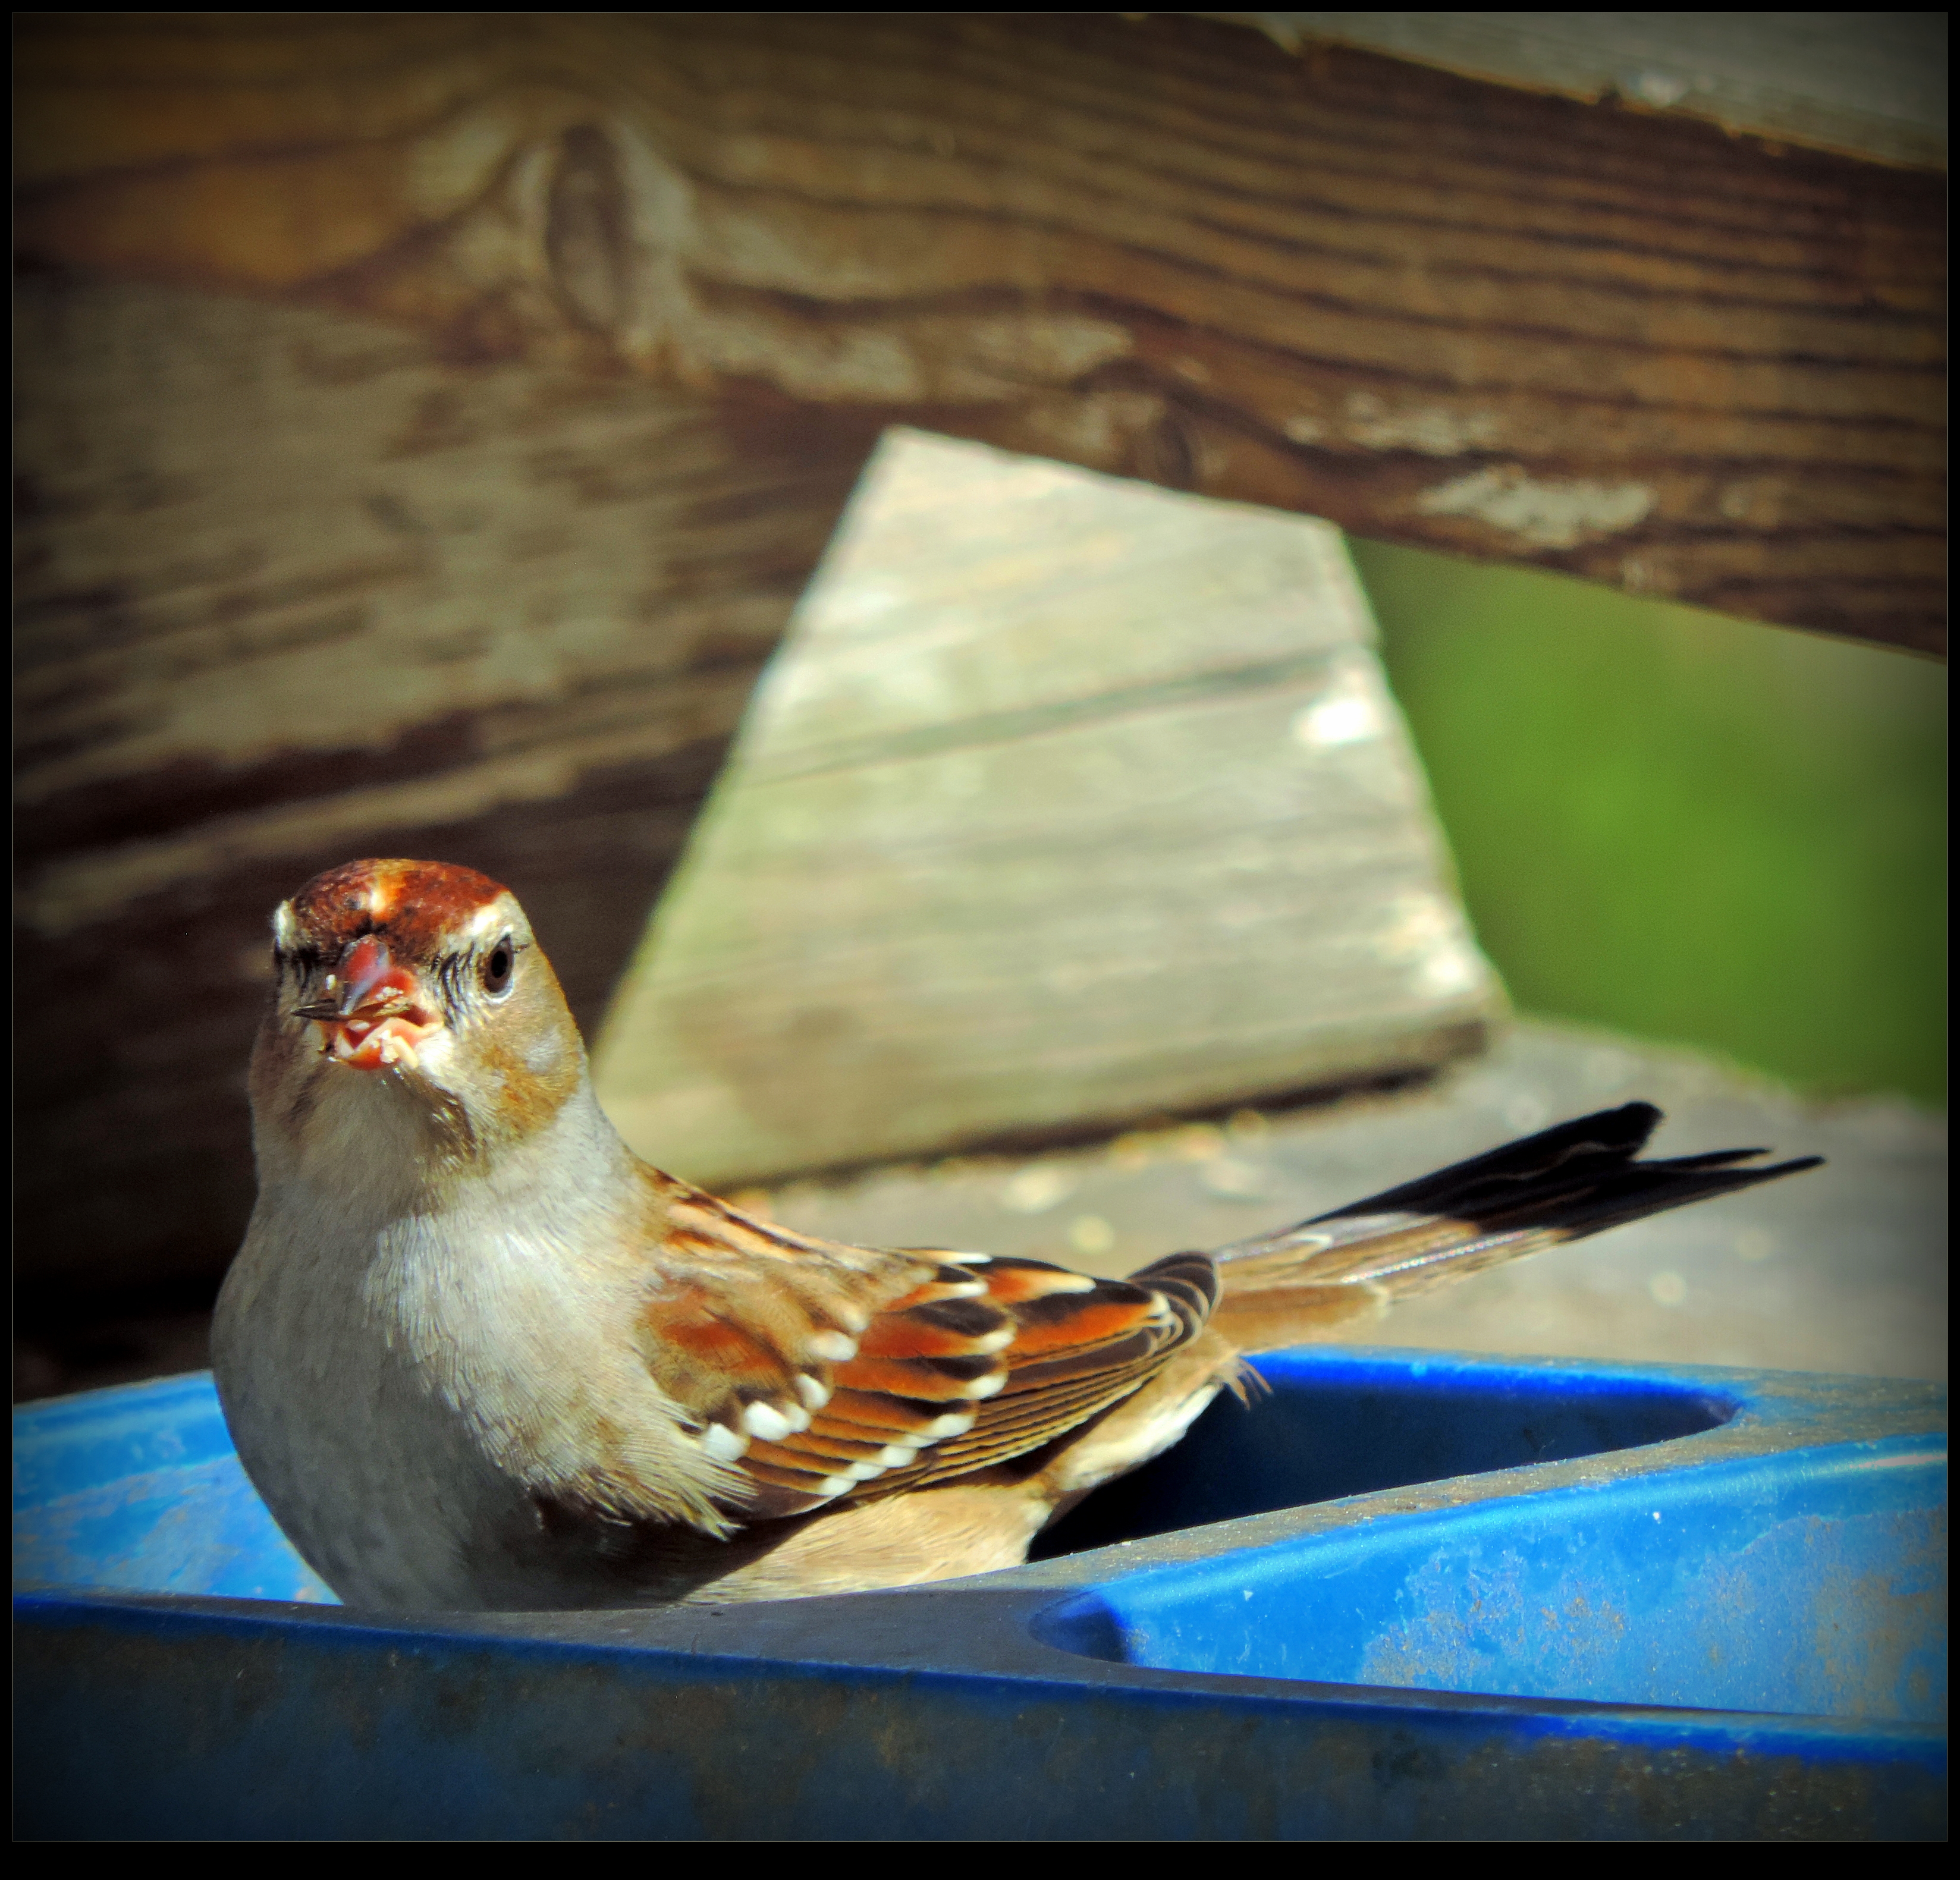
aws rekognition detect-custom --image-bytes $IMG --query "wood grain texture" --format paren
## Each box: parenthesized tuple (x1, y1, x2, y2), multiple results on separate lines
(14, 12, 1945, 653)
(593, 430, 1502, 1187)
(14, 271, 874, 1295)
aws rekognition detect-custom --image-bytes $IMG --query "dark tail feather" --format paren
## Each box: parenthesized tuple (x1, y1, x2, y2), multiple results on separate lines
(1308, 1100, 1819, 1241)
(1309, 1100, 1661, 1222)
(1463, 1146, 1824, 1244)
(1207, 1104, 1821, 1344)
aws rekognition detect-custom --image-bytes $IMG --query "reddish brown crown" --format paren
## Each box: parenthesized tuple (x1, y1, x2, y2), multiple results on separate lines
(282, 859, 512, 961)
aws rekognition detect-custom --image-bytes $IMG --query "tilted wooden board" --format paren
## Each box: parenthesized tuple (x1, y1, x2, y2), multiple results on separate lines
(14, 12, 1945, 652)
(593, 430, 1502, 1185)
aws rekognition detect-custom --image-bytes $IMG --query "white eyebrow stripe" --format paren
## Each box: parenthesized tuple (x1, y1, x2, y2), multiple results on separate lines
(464, 903, 505, 939)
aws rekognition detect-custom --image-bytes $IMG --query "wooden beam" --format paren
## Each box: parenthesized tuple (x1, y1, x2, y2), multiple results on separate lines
(1217, 12, 1948, 170)
(13, 271, 875, 1297)
(15, 12, 1945, 654)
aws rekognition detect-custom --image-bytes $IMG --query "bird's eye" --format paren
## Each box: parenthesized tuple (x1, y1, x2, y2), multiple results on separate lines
(482, 936, 516, 998)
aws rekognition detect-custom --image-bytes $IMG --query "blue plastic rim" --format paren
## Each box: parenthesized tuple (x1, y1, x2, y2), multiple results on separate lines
(1029, 1350, 1945, 1726)
(14, 1348, 1948, 1839)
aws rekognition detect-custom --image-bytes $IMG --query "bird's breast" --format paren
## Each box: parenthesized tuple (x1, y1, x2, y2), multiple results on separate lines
(212, 1174, 729, 1609)
(213, 1192, 544, 1607)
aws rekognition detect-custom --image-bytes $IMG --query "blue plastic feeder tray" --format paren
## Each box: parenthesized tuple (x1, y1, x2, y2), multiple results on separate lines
(14, 1347, 1946, 1839)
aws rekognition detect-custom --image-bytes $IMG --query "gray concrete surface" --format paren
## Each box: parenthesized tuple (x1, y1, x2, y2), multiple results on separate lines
(758, 1020, 1947, 1382)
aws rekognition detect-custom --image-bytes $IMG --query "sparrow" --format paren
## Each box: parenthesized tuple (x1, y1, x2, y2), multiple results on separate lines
(213, 858, 1820, 1612)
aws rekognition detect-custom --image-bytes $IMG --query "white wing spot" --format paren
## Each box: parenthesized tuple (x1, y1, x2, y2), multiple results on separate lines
(966, 1372, 1007, 1400)
(943, 1251, 992, 1265)
(794, 1374, 832, 1411)
(922, 1411, 977, 1438)
(816, 1475, 855, 1498)
(808, 1331, 859, 1362)
(971, 1327, 1015, 1354)
(742, 1401, 811, 1442)
(699, 1423, 750, 1463)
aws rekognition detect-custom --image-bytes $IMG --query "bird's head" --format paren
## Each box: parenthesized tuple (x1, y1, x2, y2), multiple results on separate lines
(252, 858, 588, 1187)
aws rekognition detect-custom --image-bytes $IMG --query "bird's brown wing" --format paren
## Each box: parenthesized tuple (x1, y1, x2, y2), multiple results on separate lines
(828, 1250, 1214, 1495)
(635, 1172, 1216, 1521)
(737, 1252, 1216, 1516)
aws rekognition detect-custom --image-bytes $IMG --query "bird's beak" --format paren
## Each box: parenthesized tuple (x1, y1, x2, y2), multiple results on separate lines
(293, 936, 441, 1072)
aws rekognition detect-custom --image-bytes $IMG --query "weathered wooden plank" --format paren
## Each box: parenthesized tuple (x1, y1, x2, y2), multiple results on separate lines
(13, 273, 872, 1296)
(14, 12, 1945, 652)
(1227, 13, 1947, 169)
(593, 430, 1501, 1185)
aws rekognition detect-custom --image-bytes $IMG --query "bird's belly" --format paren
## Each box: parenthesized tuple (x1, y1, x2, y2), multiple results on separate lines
(287, 1417, 514, 1609)
(212, 1262, 526, 1609)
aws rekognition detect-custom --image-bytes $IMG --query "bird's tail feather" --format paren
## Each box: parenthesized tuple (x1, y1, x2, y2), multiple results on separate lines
(1204, 1102, 1820, 1351)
